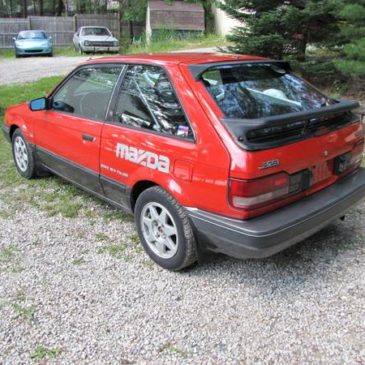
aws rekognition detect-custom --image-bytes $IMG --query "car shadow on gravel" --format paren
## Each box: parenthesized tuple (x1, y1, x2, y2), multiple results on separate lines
(188, 213, 364, 289)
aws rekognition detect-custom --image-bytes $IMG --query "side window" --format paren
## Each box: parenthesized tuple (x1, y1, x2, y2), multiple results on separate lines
(52, 65, 122, 120)
(113, 65, 193, 140)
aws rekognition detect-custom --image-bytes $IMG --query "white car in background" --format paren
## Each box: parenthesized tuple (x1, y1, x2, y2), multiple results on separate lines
(73, 26, 119, 54)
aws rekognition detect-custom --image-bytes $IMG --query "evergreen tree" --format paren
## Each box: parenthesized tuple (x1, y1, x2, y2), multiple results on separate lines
(335, 1, 365, 78)
(219, 0, 341, 60)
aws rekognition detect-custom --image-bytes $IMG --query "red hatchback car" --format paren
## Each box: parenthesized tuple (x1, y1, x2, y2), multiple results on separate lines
(3, 53, 365, 270)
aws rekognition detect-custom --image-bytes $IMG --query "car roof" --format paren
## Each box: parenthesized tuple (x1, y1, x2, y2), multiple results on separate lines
(84, 52, 268, 66)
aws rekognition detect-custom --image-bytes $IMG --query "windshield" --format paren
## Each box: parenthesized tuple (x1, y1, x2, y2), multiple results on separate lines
(17, 31, 47, 40)
(81, 27, 111, 36)
(202, 63, 334, 119)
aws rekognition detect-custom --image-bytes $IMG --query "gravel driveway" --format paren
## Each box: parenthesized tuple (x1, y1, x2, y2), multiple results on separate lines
(0, 50, 219, 86)
(0, 194, 364, 364)
(0, 56, 90, 85)
(0, 54, 364, 364)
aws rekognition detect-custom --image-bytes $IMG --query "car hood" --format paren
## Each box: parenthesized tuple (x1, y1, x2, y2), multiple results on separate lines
(15, 39, 50, 48)
(80, 35, 117, 42)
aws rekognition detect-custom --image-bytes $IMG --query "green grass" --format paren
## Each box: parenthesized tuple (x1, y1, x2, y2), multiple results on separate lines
(127, 33, 227, 54)
(30, 345, 63, 362)
(95, 232, 110, 241)
(97, 242, 128, 258)
(0, 244, 23, 273)
(0, 76, 134, 221)
(0, 76, 62, 116)
(0, 47, 113, 58)
(0, 49, 14, 58)
(158, 342, 189, 358)
(10, 302, 37, 321)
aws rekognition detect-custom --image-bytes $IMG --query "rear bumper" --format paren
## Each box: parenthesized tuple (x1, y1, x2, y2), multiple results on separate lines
(1, 124, 10, 142)
(188, 168, 365, 259)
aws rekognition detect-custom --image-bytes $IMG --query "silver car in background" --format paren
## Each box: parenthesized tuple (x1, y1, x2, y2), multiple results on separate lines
(73, 26, 119, 54)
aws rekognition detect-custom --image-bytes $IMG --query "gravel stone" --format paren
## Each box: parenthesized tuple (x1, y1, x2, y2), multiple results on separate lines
(0, 199, 364, 364)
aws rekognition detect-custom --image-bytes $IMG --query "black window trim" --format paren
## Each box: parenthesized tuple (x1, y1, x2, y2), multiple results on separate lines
(105, 63, 197, 144)
(47, 63, 126, 123)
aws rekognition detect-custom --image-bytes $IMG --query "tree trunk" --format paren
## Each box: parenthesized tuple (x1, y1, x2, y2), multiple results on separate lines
(22, 0, 28, 17)
(296, 32, 308, 62)
(39, 0, 43, 15)
(56, 0, 63, 16)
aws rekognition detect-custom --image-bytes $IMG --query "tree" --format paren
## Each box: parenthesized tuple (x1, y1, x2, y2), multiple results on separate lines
(335, 1, 365, 79)
(219, 0, 342, 60)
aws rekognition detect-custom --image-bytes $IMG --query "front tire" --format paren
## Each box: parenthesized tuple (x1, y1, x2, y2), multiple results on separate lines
(12, 129, 37, 179)
(135, 186, 198, 271)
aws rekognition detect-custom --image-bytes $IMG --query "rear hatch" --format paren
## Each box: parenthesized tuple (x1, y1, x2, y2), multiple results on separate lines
(190, 60, 364, 218)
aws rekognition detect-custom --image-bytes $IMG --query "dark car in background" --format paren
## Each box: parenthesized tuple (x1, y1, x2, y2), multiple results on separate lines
(13, 30, 53, 57)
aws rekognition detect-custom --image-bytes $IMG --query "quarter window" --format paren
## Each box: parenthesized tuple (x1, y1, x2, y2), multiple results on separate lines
(52, 65, 123, 120)
(113, 65, 193, 140)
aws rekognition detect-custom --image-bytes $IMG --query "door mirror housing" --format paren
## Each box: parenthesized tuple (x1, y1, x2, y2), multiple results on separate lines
(29, 97, 47, 111)
(48, 36, 52, 40)
(12, 37, 16, 41)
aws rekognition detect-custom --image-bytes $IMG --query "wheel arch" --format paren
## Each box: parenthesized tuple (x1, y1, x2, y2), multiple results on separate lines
(9, 124, 20, 140)
(129, 176, 193, 213)
(130, 180, 157, 212)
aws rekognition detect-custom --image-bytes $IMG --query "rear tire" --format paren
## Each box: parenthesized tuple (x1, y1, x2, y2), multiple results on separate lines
(12, 129, 37, 179)
(135, 186, 198, 271)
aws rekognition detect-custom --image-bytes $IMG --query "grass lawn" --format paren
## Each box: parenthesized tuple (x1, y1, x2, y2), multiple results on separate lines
(0, 76, 131, 221)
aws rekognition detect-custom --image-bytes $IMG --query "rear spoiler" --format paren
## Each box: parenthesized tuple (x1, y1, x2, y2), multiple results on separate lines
(221, 99, 360, 151)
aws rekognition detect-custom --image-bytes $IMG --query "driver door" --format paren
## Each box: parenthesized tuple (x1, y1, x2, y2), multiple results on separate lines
(33, 64, 124, 192)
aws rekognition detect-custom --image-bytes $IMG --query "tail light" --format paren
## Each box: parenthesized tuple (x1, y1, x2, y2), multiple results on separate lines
(229, 173, 290, 209)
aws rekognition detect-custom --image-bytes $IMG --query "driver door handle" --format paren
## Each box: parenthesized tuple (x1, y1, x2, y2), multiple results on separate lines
(82, 134, 95, 142)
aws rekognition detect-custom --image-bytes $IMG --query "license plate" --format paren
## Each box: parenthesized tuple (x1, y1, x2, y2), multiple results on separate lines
(334, 152, 352, 175)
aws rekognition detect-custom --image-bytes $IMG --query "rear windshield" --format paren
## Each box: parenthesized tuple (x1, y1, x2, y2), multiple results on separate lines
(81, 27, 110, 36)
(201, 63, 334, 119)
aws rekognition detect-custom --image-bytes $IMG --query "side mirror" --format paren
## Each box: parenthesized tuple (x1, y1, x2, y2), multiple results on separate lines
(48, 36, 52, 40)
(12, 37, 16, 41)
(29, 97, 47, 111)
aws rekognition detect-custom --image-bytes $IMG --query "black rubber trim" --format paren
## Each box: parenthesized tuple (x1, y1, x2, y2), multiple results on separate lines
(36, 146, 133, 213)
(189, 60, 292, 80)
(187, 168, 365, 259)
(1, 123, 10, 142)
